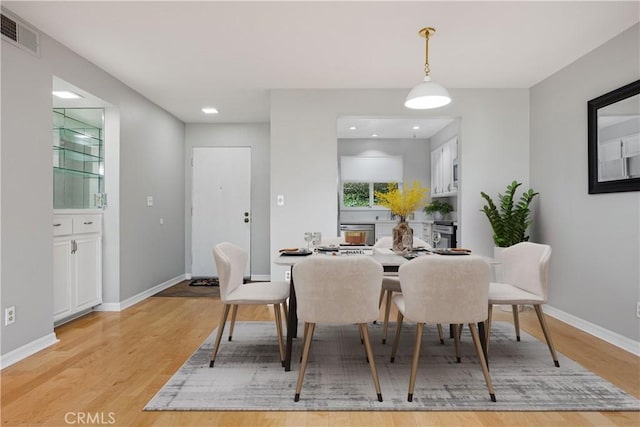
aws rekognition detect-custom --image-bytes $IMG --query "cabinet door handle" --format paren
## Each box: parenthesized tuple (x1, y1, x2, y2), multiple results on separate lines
(83, 221, 93, 225)
(53, 223, 62, 227)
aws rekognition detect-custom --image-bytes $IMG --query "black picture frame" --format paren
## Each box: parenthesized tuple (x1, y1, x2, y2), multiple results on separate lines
(587, 79, 640, 194)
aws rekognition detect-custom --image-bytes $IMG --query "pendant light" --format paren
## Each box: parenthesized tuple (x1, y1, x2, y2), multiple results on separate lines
(405, 27, 451, 109)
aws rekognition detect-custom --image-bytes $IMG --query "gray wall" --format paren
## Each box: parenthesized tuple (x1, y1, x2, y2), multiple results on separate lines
(184, 123, 271, 277)
(530, 24, 640, 341)
(270, 89, 530, 281)
(1, 17, 185, 355)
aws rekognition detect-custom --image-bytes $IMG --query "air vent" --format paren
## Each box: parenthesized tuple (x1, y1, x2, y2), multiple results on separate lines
(1, 11, 39, 56)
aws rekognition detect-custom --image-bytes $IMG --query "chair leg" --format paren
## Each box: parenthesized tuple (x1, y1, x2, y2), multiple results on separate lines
(534, 305, 560, 367)
(512, 304, 521, 341)
(210, 304, 231, 367)
(228, 304, 238, 341)
(485, 304, 494, 354)
(281, 302, 288, 326)
(273, 304, 285, 365)
(468, 323, 496, 402)
(294, 322, 315, 402)
(407, 322, 424, 402)
(382, 289, 393, 344)
(375, 288, 385, 324)
(300, 322, 311, 363)
(390, 311, 404, 363)
(453, 324, 461, 363)
(436, 324, 444, 344)
(359, 323, 383, 402)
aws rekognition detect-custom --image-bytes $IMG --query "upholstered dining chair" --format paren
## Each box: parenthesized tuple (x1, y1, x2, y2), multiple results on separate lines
(486, 242, 559, 367)
(292, 256, 384, 402)
(390, 255, 496, 402)
(209, 242, 289, 368)
(373, 236, 436, 344)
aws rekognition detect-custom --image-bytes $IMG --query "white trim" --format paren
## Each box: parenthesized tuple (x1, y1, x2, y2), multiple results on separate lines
(544, 304, 640, 356)
(0, 333, 59, 370)
(95, 274, 186, 312)
(251, 274, 270, 282)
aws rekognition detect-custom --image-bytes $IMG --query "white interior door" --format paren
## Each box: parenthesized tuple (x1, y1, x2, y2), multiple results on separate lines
(192, 147, 251, 277)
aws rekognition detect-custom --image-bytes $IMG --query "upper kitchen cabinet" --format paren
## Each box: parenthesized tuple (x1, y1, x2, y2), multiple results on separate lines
(53, 108, 105, 209)
(431, 137, 458, 197)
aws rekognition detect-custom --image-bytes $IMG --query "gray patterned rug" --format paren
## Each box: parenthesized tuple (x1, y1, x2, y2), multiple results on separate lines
(145, 321, 640, 411)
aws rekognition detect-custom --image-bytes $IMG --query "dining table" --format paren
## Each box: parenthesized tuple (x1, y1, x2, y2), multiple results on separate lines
(274, 247, 491, 372)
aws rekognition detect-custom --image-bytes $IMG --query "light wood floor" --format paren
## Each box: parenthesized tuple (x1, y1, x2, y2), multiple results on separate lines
(2, 295, 638, 426)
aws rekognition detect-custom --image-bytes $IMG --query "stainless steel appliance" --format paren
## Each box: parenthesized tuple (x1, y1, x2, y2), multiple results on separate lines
(339, 223, 375, 246)
(432, 221, 457, 249)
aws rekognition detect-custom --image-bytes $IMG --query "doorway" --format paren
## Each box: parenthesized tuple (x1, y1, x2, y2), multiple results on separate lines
(191, 146, 252, 277)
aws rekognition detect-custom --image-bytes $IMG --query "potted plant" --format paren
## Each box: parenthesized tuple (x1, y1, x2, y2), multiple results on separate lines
(480, 180, 539, 248)
(375, 180, 429, 252)
(424, 200, 453, 221)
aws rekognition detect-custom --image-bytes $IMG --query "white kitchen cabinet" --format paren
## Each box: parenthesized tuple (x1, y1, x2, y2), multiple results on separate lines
(431, 137, 458, 197)
(53, 213, 102, 323)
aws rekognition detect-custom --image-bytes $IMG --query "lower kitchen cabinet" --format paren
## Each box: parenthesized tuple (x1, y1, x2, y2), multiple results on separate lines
(375, 220, 432, 245)
(53, 213, 102, 323)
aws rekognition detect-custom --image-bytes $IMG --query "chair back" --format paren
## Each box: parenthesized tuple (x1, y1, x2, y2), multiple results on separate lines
(293, 256, 382, 324)
(374, 235, 430, 249)
(501, 242, 552, 300)
(398, 255, 490, 324)
(213, 242, 247, 303)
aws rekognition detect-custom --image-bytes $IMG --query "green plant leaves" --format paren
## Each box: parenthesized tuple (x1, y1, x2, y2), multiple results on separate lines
(480, 181, 538, 247)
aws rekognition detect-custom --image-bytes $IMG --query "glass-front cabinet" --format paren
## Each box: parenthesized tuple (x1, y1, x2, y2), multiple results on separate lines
(53, 108, 105, 209)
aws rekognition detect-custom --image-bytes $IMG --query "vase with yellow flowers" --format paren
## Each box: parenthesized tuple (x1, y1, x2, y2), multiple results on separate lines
(375, 180, 429, 252)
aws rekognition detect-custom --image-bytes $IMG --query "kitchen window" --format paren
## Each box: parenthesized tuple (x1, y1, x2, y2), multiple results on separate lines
(342, 181, 399, 208)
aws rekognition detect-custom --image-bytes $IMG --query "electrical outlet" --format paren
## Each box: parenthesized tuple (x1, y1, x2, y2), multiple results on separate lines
(5, 306, 15, 326)
(285, 270, 291, 281)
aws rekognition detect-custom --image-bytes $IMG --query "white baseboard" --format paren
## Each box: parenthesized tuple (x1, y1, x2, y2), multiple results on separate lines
(544, 304, 640, 356)
(95, 274, 186, 312)
(251, 274, 270, 282)
(0, 332, 59, 370)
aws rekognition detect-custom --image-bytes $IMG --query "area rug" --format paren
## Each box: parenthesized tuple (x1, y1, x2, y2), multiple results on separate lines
(145, 321, 640, 411)
(152, 280, 220, 298)
(189, 278, 219, 287)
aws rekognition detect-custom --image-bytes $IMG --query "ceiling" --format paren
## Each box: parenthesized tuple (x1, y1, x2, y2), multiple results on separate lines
(4, 1, 639, 128)
(337, 116, 453, 139)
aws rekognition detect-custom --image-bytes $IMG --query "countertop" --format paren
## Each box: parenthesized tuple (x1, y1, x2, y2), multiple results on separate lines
(340, 219, 435, 225)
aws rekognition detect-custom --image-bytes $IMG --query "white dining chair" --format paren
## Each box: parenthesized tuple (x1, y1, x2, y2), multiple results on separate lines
(486, 242, 559, 367)
(373, 236, 437, 344)
(292, 256, 384, 402)
(390, 255, 496, 402)
(209, 242, 290, 367)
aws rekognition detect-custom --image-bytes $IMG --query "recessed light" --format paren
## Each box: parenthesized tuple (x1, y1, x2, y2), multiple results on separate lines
(52, 91, 82, 99)
(349, 126, 357, 130)
(371, 133, 378, 137)
(413, 125, 420, 130)
(202, 107, 219, 114)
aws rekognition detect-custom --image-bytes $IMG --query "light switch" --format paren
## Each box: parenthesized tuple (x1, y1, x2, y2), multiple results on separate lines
(147, 196, 153, 207)
(277, 195, 284, 206)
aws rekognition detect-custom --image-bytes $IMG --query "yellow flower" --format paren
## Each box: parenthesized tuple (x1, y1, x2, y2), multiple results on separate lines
(375, 180, 430, 219)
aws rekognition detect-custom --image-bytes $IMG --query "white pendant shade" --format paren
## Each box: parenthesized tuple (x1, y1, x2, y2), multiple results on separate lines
(405, 76, 451, 109)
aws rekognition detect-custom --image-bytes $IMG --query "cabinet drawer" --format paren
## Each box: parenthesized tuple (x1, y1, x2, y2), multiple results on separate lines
(72, 215, 102, 234)
(53, 216, 73, 236)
